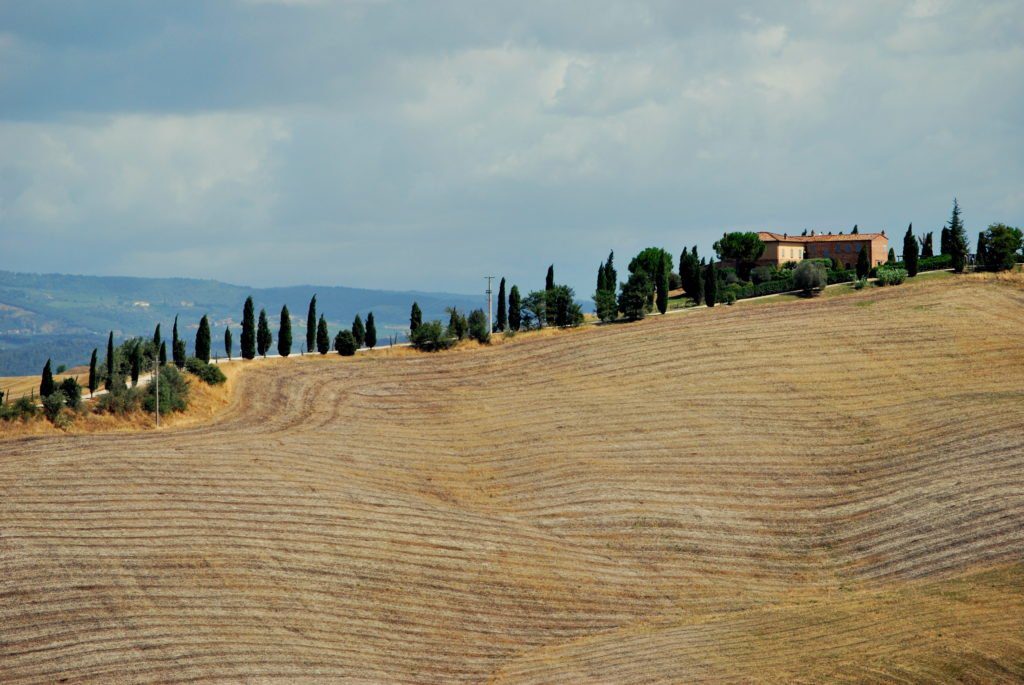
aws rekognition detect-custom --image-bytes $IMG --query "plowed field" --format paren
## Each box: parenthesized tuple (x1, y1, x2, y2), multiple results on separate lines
(3, 275, 1023, 682)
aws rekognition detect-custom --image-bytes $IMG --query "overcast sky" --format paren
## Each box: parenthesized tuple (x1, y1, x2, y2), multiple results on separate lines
(1, 1, 1021, 296)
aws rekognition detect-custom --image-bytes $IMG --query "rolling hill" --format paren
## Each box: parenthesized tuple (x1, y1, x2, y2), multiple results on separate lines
(1, 274, 1022, 682)
(0, 269, 482, 375)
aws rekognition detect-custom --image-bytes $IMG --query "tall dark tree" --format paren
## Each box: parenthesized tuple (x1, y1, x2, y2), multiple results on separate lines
(152, 323, 161, 358)
(316, 314, 329, 354)
(940, 226, 952, 255)
(947, 198, 968, 273)
(656, 261, 669, 314)
(159, 341, 167, 367)
(856, 246, 870, 279)
(704, 262, 718, 307)
(545, 265, 555, 291)
(306, 294, 317, 354)
(365, 312, 377, 349)
(508, 285, 522, 331)
(130, 343, 142, 386)
(241, 296, 256, 360)
(976, 230, 988, 269)
(278, 305, 292, 357)
(224, 327, 232, 361)
(410, 302, 422, 333)
(629, 247, 671, 312)
(496, 278, 507, 331)
(604, 251, 617, 291)
(195, 314, 211, 363)
(172, 315, 186, 368)
(88, 348, 98, 397)
(597, 261, 608, 292)
(713, 232, 766, 281)
(352, 314, 365, 348)
(173, 339, 186, 369)
(903, 223, 919, 277)
(105, 331, 115, 391)
(257, 309, 272, 358)
(851, 224, 859, 235)
(40, 359, 55, 398)
(920, 232, 934, 259)
(618, 272, 652, 321)
(888, 247, 897, 264)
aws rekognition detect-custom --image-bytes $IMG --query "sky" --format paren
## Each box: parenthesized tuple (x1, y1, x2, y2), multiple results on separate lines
(1, 0, 1022, 297)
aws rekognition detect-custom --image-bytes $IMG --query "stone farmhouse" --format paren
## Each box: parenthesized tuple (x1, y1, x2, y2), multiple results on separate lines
(756, 231, 890, 269)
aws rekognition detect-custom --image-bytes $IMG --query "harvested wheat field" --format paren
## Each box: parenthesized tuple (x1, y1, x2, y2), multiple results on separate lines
(2, 275, 1024, 683)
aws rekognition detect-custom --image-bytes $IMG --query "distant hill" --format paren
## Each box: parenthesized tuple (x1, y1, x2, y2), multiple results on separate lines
(0, 270, 481, 375)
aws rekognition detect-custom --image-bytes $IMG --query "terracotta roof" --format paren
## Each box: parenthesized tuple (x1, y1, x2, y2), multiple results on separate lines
(758, 231, 887, 243)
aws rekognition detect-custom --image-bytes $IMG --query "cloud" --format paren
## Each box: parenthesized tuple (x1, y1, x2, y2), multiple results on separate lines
(0, 1, 1021, 295)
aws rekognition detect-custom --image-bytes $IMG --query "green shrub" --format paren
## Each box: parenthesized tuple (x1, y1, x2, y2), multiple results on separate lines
(42, 389, 67, 423)
(724, 291, 737, 305)
(410, 320, 453, 352)
(827, 269, 855, 285)
(96, 386, 143, 415)
(853, 278, 868, 290)
(185, 357, 226, 385)
(59, 377, 82, 410)
(750, 265, 776, 285)
(1, 396, 39, 422)
(794, 261, 827, 295)
(734, 278, 795, 299)
(875, 265, 908, 286)
(145, 365, 189, 414)
(334, 330, 357, 356)
(467, 309, 491, 342)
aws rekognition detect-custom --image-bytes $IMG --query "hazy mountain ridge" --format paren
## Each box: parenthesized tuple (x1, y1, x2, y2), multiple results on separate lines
(0, 270, 481, 375)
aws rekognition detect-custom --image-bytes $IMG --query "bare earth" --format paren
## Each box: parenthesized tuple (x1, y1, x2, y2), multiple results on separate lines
(2, 275, 1023, 683)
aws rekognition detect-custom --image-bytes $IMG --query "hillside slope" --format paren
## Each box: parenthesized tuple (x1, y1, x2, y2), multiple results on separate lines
(2, 276, 1023, 682)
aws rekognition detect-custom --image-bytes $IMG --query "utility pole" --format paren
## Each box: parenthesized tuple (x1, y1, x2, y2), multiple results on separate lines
(153, 352, 160, 428)
(485, 276, 494, 334)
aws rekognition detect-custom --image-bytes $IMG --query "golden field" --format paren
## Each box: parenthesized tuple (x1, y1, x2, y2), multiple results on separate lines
(2, 274, 1023, 682)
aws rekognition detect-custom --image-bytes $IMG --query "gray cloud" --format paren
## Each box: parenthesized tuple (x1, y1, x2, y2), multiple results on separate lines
(1, 0, 1021, 297)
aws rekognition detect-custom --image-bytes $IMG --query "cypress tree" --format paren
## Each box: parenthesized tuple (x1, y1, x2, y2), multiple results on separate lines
(545, 265, 554, 291)
(597, 262, 607, 292)
(410, 302, 422, 333)
(496, 278, 507, 331)
(224, 327, 232, 361)
(365, 312, 377, 349)
(173, 339, 186, 369)
(920, 232, 934, 259)
(40, 359, 55, 398)
(704, 262, 717, 307)
(888, 247, 896, 264)
(159, 341, 167, 367)
(940, 226, 952, 255)
(257, 309, 271, 358)
(851, 224, 859, 235)
(947, 198, 968, 273)
(903, 223, 919, 277)
(241, 296, 256, 360)
(152, 323, 161, 356)
(105, 331, 115, 391)
(352, 314, 365, 348)
(508, 285, 521, 331)
(306, 294, 317, 354)
(656, 253, 669, 314)
(976, 231, 988, 269)
(172, 315, 185, 368)
(316, 314, 329, 354)
(88, 348, 98, 397)
(130, 343, 141, 386)
(856, 246, 870, 279)
(195, 314, 212, 363)
(605, 251, 617, 291)
(278, 305, 292, 357)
